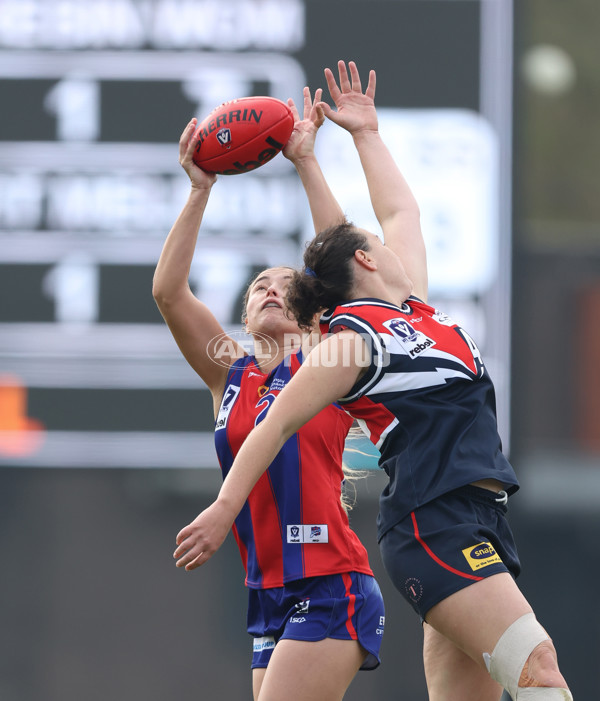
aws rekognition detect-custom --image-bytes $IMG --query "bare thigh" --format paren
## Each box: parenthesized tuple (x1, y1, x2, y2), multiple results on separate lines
(254, 638, 367, 701)
(423, 622, 504, 701)
(425, 572, 533, 664)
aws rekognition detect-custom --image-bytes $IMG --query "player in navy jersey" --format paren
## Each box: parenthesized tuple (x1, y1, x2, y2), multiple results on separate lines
(175, 62, 573, 701)
(155, 87, 385, 701)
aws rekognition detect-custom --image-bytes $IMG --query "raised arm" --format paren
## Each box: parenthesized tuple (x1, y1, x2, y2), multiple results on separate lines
(283, 87, 346, 233)
(172, 330, 366, 570)
(321, 61, 428, 301)
(153, 119, 243, 399)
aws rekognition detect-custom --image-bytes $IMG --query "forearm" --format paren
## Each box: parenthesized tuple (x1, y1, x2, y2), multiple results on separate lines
(215, 419, 289, 519)
(352, 129, 419, 226)
(294, 154, 345, 233)
(152, 186, 212, 305)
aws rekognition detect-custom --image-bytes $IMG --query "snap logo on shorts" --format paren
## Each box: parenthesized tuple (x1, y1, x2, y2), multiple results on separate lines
(462, 541, 503, 571)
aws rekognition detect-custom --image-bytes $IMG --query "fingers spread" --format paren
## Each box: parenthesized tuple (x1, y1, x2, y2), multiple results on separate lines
(348, 61, 362, 93)
(287, 97, 300, 121)
(366, 69, 377, 100)
(337, 59, 351, 92)
(324, 67, 341, 100)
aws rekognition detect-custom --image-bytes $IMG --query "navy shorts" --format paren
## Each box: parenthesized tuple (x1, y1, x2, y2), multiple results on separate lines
(379, 485, 521, 620)
(247, 572, 385, 670)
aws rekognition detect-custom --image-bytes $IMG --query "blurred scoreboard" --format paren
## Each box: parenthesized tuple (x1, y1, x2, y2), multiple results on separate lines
(0, 0, 514, 467)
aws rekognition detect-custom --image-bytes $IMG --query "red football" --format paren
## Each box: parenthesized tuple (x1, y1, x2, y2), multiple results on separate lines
(192, 96, 294, 175)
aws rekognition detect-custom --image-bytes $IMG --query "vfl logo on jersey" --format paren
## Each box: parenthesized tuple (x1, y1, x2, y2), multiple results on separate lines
(216, 127, 232, 147)
(287, 524, 329, 543)
(384, 318, 436, 359)
(462, 541, 503, 571)
(215, 384, 240, 431)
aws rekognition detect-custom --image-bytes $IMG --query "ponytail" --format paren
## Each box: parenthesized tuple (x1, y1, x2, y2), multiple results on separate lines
(286, 221, 370, 331)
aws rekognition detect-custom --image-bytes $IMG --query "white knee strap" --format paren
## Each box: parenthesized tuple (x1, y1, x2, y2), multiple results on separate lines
(482, 613, 573, 701)
(513, 690, 573, 700)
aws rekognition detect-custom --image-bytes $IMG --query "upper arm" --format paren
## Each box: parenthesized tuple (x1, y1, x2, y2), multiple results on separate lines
(382, 212, 429, 302)
(156, 287, 244, 395)
(264, 331, 365, 438)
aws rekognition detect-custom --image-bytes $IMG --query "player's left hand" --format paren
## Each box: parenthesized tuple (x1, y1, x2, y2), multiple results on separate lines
(321, 60, 378, 136)
(173, 500, 234, 570)
(282, 87, 325, 163)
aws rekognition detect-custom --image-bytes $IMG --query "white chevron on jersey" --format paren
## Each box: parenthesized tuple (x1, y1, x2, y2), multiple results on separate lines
(379, 332, 480, 376)
(368, 366, 474, 395)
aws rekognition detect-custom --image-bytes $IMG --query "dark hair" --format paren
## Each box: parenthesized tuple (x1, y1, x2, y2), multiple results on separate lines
(285, 221, 370, 331)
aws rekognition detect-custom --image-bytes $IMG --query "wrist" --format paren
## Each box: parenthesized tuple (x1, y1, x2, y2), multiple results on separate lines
(215, 491, 244, 522)
(289, 152, 319, 170)
(189, 181, 214, 197)
(351, 127, 380, 143)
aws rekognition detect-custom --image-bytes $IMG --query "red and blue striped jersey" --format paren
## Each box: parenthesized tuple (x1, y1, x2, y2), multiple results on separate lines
(322, 296, 519, 540)
(214, 350, 373, 589)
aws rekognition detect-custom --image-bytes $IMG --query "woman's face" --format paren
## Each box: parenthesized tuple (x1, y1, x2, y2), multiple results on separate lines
(244, 267, 301, 338)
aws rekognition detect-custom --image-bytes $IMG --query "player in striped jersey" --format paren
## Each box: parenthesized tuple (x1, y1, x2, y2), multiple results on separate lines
(178, 62, 573, 700)
(156, 87, 384, 700)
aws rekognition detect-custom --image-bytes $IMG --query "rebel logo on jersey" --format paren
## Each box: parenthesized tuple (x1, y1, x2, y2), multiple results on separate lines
(383, 317, 437, 360)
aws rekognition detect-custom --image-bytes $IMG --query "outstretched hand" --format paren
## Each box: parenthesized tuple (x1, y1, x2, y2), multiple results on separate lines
(178, 118, 218, 190)
(282, 87, 325, 163)
(321, 60, 378, 135)
(173, 499, 235, 571)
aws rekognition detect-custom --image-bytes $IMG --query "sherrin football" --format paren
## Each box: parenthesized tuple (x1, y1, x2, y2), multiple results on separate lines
(192, 96, 294, 175)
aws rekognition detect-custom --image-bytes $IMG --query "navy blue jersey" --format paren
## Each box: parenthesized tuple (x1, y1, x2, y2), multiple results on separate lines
(323, 297, 519, 540)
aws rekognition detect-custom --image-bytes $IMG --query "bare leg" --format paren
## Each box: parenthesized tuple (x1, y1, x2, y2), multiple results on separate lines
(253, 667, 267, 701)
(423, 622, 504, 701)
(256, 638, 367, 701)
(425, 573, 569, 691)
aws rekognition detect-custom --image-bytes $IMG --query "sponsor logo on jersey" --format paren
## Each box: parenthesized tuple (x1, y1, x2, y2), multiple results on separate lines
(383, 318, 436, 359)
(432, 309, 454, 326)
(257, 384, 269, 397)
(376, 615, 385, 635)
(215, 384, 240, 431)
(270, 378, 287, 391)
(286, 524, 329, 543)
(462, 541, 503, 571)
(253, 636, 275, 652)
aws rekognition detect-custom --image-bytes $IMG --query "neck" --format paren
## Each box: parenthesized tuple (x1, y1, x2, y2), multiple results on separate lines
(251, 330, 308, 373)
(352, 281, 412, 309)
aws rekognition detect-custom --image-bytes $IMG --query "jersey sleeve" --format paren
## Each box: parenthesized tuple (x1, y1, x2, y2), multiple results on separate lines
(328, 306, 389, 404)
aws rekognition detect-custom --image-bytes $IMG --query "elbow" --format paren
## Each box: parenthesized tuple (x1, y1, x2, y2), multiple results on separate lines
(152, 275, 183, 312)
(152, 275, 167, 308)
(152, 275, 164, 304)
